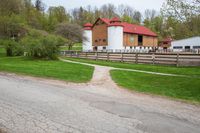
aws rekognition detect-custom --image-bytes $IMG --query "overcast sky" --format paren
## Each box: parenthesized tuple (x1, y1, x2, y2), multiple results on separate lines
(35, 0, 165, 13)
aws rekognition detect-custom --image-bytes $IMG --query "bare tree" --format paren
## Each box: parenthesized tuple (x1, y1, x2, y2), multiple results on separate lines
(55, 23, 87, 50)
(94, 6, 101, 19)
(70, 7, 89, 25)
(35, 0, 45, 12)
(117, 4, 142, 24)
(161, 0, 200, 21)
(100, 4, 118, 18)
(133, 11, 142, 23)
(144, 9, 157, 20)
(117, 4, 134, 17)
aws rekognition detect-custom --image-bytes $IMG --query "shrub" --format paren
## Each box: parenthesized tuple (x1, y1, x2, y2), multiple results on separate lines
(0, 39, 24, 56)
(21, 29, 66, 60)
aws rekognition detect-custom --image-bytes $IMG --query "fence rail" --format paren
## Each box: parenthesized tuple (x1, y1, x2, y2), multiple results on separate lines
(61, 51, 200, 67)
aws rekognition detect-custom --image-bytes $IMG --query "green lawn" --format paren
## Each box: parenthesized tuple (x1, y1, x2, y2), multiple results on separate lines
(0, 46, 5, 57)
(62, 57, 200, 77)
(111, 70, 200, 103)
(0, 56, 94, 83)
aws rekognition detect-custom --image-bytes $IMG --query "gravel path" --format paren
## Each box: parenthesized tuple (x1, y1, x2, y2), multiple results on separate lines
(0, 59, 200, 133)
(59, 58, 189, 77)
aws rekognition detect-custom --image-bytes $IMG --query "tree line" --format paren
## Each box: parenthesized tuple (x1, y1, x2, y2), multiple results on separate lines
(68, 0, 200, 40)
(0, 0, 199, 59)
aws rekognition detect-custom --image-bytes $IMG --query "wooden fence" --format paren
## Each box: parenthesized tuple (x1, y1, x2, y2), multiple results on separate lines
(61, 51, 200, 66)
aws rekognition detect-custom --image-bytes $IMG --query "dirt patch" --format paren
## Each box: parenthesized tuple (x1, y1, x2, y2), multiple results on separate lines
(0, 129, 7, 133)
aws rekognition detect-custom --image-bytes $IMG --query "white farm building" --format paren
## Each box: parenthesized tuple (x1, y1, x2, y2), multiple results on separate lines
(170, 36, 200, 52)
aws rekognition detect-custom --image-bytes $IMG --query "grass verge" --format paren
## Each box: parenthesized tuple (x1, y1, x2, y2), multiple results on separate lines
(62, 57, 200, 77)
(0, 57, 94, 83)
(111, 70, 200, 103)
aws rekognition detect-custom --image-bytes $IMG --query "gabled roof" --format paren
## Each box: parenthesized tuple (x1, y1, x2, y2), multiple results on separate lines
(92, 18, 110, 27)
(90, 18, 157, 37)
(121, 22, 157, 37)
(100, 18, 110, 24)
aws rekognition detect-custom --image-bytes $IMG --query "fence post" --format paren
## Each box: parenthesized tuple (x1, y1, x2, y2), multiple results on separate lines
(107, 52, 110, 61)
(176, 53, 179, 67)
(70, 51, 72, 57)
(135, 53, 138, 64)
(76, 51, 79, 58)
(152, 53, 155, 65)
(121, 53, 124, 62)
(85, 52, 88, 59)
(95, 52, 98, 60)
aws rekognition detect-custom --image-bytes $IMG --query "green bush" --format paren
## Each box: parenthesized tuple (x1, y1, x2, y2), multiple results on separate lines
(0, 39, 24, 56)
(21, 29, 66, 60)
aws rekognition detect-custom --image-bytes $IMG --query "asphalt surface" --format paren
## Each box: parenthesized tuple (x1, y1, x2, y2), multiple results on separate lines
(0, 71, 200, 133)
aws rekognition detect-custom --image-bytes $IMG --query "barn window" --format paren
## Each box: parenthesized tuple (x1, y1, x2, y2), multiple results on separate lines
(138, 35, 143, 46)
(103, 39, 106, 42)
(95, 40, 98, 42)
(185, 46, 190, 49)
(130, 35, 134, 43)
(193, 46, 200, 49)
(173, 46, 183, 49)
(94, 46, 98, 51)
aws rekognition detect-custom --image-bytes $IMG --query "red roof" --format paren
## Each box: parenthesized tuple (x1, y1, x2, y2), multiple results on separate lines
(84, 18, 157, 37)
(100, 18, 110, 24)
(84, 23, 93, 27)
(121, 22, 157, 37)
(108, 17, 123, 27)
(108, 23, 124, 27)
(83, 23, 92, 30)
(110, 17, 121, 23)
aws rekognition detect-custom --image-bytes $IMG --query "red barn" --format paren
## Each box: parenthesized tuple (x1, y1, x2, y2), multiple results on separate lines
(83, 17, 158, 52)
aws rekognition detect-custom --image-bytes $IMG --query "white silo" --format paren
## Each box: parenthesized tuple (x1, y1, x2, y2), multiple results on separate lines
(82, 23, 93, 51)
(107, 18, 124, 52)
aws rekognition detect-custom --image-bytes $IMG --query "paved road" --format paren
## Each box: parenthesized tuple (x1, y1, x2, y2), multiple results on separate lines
(0, 72, 200, 133)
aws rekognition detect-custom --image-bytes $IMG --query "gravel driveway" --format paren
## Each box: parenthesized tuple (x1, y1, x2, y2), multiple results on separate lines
(0, 61, 200, 133)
